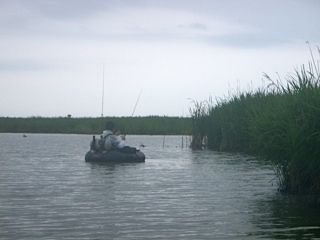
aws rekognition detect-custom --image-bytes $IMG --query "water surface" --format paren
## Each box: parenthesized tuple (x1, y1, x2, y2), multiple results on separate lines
(0, 133, 319, 239)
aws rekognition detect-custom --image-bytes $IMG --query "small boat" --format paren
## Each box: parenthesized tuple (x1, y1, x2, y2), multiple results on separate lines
(85, 136, 145, 163)
(85, 149, 145, 163)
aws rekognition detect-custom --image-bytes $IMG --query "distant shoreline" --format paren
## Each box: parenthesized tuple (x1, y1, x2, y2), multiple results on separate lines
(0, 116, 192, 135)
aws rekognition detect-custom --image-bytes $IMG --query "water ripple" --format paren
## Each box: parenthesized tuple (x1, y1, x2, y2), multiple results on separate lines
(1, 134, 320, 239)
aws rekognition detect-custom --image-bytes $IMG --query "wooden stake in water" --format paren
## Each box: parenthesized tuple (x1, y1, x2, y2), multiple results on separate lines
(182, 135, 184, 148)
(163, 135, 165, 149)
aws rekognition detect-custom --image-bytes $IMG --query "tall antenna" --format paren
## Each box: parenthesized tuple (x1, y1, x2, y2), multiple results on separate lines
(101, 63, 105, 117)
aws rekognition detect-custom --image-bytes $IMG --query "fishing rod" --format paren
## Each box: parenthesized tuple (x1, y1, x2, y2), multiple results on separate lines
(131, 88, 142, 117)
(123, 89, 142, 137)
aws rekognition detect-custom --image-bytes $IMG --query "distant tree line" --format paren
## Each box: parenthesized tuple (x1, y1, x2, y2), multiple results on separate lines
(0, 116, 192, 135)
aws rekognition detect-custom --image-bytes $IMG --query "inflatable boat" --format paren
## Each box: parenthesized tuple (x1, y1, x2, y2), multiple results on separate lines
(85, 149, 145, 163)
(85, 135, 145, 163)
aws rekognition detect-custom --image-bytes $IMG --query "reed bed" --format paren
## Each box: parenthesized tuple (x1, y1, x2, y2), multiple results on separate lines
(190, 47, 320, 196)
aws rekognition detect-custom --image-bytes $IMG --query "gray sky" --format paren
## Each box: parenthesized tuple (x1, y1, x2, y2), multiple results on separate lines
(1, 0, 319, 117)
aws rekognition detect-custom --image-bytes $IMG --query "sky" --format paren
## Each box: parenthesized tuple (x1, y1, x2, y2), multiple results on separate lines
(1, 0, 319, 118)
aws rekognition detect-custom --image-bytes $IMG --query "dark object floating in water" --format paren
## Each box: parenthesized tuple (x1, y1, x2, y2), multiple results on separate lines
(23, 134, 27, 137)
(85, 136, 145, 163)
(85, 150, 145, 163)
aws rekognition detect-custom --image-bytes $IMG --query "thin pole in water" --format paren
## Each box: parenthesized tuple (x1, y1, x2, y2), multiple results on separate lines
(181, 135, 184, 148)
(163, 135, 165, 149)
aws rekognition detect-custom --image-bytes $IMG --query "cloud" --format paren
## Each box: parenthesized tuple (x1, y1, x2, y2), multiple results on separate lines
(0, 59, 62, 72)
(178, 22, 208, 30)
(0, 0, 320, 117)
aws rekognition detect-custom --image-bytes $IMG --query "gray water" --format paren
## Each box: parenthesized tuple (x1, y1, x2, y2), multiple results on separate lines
(0, 133, 319, 239)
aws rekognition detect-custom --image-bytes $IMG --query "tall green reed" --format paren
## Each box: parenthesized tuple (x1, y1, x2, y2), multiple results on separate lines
(259, 50, 320, 195)
(189, 99, 211, 149)
(190, 45, 320, 196)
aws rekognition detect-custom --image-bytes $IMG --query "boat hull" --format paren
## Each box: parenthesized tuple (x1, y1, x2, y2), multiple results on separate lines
(85, 150, 145, 163)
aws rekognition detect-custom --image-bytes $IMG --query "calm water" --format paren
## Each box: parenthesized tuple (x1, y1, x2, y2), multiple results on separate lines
(0, 133, 319, 239)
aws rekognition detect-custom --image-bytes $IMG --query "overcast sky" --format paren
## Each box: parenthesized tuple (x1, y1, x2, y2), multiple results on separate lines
(1, 0, 319, 117)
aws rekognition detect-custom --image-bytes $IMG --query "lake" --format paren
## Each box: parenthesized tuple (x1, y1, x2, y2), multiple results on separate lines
(0, 133, 319, 239)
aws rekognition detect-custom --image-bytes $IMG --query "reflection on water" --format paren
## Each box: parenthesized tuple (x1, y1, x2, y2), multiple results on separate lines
(0, 133, 319, 239)
(252, 193, 320, 239)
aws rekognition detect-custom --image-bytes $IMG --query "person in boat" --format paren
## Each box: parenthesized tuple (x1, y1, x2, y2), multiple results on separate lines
(101, 121, 126, 150)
